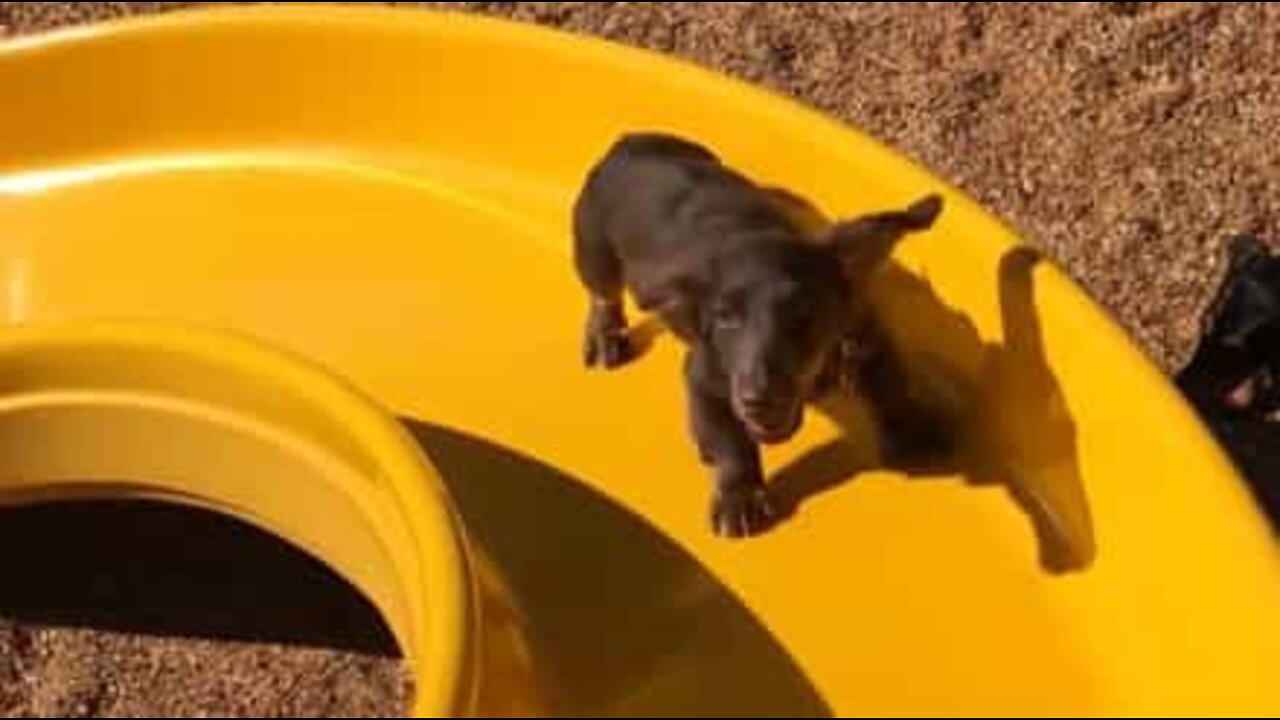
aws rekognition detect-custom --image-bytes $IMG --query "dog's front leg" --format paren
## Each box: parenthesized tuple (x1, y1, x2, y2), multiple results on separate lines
(685, 349, 774, 538)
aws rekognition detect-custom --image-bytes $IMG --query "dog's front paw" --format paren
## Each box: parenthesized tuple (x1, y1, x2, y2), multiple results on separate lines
(584, 302, 634, 369)
(711, 485, 775, 539)
(584, 328, 633, 370)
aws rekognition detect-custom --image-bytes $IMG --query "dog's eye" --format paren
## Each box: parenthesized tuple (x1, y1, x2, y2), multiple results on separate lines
(787, 296, 818, 323)
(715, 308, 742, 328)
(714, 298, 744, 329)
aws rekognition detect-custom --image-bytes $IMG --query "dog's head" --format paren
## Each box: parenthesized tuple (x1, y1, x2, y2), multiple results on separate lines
(1179, 235, 1280, 416)
(659, 195, 944, 444)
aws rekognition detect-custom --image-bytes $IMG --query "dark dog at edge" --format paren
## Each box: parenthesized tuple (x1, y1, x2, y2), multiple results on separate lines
(1177, 235, 1280, 528)
(573, 132, 944, 538)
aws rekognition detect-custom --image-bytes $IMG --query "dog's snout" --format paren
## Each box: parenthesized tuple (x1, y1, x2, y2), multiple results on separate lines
(739, 395, 775, 416)
(737, 366, 777, 404)
(736, 370, 794, 412)
(732, 368, 805, 444)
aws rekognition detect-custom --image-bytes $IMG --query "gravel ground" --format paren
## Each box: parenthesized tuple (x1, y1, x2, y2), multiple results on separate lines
(0, 626, 409, 718)
(0, 501, 410, 718)
(3, 1, 1278, 716)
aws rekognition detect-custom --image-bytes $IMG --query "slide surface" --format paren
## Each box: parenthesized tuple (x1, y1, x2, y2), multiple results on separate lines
(1, 6, 1277, 717)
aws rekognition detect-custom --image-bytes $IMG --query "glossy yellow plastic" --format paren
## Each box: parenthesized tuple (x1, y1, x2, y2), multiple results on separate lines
(0, 322, 480, 715)
(1, 5, 1277, 717)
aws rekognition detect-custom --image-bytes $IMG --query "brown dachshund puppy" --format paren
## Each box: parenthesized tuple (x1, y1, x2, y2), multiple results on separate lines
(573, 132, 943, 537)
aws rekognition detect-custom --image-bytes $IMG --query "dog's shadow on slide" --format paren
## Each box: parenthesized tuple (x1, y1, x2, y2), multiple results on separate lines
(773, 248, 1097, 574)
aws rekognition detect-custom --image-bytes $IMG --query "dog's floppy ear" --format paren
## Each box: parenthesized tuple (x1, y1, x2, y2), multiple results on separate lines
(829, 194, 944, 284)
(1227, 235, 1270, 275)
(1204, 235, 1279, 348)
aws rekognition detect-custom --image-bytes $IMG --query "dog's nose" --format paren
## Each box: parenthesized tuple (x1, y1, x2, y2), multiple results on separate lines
(737, 379, 770, 405)
(738, 385, 786, 415)
(738, 364, 775, 398)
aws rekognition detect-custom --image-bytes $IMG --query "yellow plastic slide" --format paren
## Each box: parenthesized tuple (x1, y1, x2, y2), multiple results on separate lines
(1, 6, 1277, 717)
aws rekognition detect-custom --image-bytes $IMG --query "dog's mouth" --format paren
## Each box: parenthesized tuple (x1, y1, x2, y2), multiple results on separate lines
(735, 397, 804, 445)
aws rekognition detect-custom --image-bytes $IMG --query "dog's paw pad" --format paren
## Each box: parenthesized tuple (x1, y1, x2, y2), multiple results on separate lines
(584, 330, 634, 369)
(711, 486, 775, 539)
(584, 302, 635, 370)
